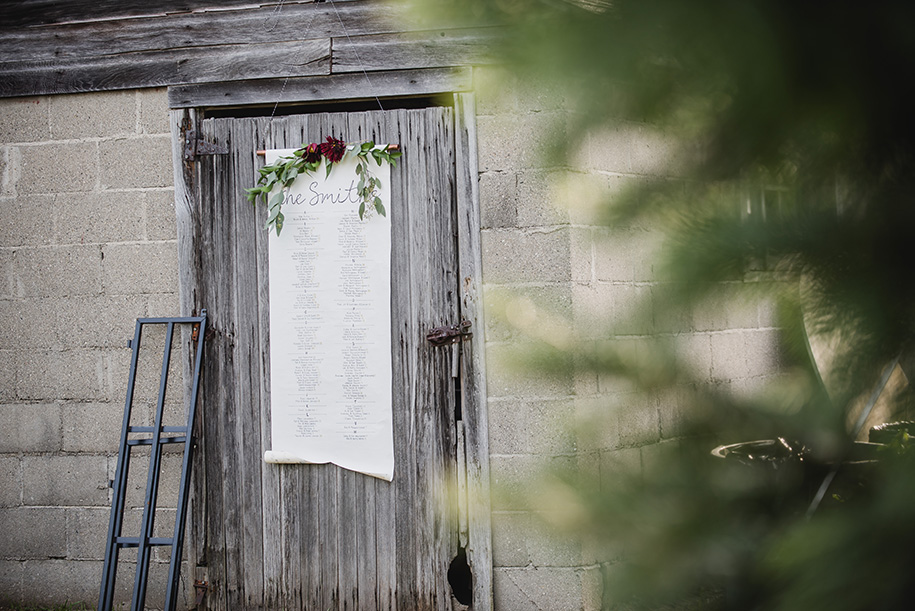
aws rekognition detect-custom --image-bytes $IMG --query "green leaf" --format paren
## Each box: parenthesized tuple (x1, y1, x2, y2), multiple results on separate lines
(275, 212, 284, 236)
(325, 163, 333, 179)
(358, 201, 366, 220)
(355, 163, 363, 175)
(269, 191, 285, 207)
(375, 201, 386, 217)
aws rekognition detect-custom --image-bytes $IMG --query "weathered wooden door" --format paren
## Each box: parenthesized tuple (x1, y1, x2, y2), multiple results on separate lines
(173, 100, 491, 610)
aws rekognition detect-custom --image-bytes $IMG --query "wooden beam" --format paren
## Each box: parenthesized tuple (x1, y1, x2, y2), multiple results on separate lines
(0, 1, 396, 62)
(332, 27, 499, 74)
(168, 67, 473, 109)
(0, 39, 331, 98)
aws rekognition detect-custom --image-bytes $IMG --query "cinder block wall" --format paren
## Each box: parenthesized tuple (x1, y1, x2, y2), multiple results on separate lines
(0, 80, 782, 610)
(473, 68, 782, 610)
(0, 89, 180, 607)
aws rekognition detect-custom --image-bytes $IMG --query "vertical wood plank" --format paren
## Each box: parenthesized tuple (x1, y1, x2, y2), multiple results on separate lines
(453, 92, 494, 611)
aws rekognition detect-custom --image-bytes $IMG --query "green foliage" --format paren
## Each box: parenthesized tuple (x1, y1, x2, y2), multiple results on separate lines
(414, 0, 915, 608)
(246, 140, 401, 235)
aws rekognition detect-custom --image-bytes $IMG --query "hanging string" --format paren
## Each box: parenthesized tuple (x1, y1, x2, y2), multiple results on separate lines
(327, 0, 386, 113)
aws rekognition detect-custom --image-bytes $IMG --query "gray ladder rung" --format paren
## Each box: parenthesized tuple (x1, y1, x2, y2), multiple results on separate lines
(126, 436, 187, 446)
(128, 426, 188, 433)
(115, 537, 175, 548)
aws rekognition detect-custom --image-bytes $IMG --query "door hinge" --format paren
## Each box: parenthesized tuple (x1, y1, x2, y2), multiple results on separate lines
(184, 130, 228, 161)
(426, 320, 472, 346)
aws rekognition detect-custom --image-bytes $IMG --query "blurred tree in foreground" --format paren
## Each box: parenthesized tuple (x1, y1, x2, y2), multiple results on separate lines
(412, 0, 915, 609)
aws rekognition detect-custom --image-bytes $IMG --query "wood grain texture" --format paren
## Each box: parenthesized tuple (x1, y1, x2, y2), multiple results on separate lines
(453, 92, 494, 610)
(167, 67, 472, 110)
(332, 27, 499, 74)
(0, 0, 494, 98)
(175, 105, 490, 609)
(0, 39, 331, 98)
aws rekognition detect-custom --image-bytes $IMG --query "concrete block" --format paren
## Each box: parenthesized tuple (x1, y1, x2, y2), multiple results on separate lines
(491, 511, 531, 567)
(0, 403, 62, 453)
(146, 291, 180, 317)
(651, 283, 693, 335)
(586, 125, 632, 174)
(617, 392, 659, 447)
(0, 249, 13, 299)
(516, 170, 569, 228)
(494, 567, 589, 611)
(488, 398, 576, 456)
(62, 402, 122, 454)
(56, 294, 147, 349)
(0, 456, 21, 507)
(0, 560, 23, 605)
(477, 112, 567, 172)
(145, 188, 178, 241)
(486, 342, 573, 400)
(743, 328, 781, 377)
(710, 332, 750, 381)
(137, 88, 170, 135)
(0, 97, 50, 144)
(48, 91, 135, 140)
(67, 506, 110, 560)
(0, 507, 68, 558)
(0, 350, 14, 403)
(99, 136, 173, 189)
(484, 284, 573, 343)
(574, 395, 620, 452)
(16, 349, 106, 401)
(102, 241, 178, 295)
(657, 388, 685, 440)
(691, 288, 733, 332)
(478, 171, 518, 229)
(0, 297, 57, 351)
(569, 226, 593, 284)
(17, 141, 98, 194)
(629, 124, 680, 177)
(21, 558, 101, 607)
(594, 227, 659, 284)
(526, 514, 584, 567)
(489, 454, 541, 511)
(0, 194, 55, 247)
(22, 455, 109, 506)
(674, 332, 712, 382)
(573, 283, 652, 340)
(13, 244, 103, 298)
(476, 115, 525, 173)
(481, 227, 571, 284)
(55, 191, 145, 245)
(599, 447, 642, 490)
(641, 439, 681, 475)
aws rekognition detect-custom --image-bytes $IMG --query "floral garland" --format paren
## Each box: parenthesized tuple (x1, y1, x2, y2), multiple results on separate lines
(246, 136, 402, 236)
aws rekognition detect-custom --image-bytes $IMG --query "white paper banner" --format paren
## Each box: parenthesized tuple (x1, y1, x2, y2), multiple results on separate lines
(264, 149, 394, 481)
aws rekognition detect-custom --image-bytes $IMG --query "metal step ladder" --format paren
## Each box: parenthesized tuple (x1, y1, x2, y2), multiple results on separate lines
(98, 311, 207, 611)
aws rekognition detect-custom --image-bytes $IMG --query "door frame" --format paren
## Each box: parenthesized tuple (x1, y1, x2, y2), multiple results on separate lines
(168, 70, 492, 609)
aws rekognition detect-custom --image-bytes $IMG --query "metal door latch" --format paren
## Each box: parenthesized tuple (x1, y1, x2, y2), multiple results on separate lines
(426, 320, 472, 346)
(184, 130, 228, 161)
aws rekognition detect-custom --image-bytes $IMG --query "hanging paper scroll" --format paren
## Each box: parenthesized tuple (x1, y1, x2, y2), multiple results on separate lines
(263, 150, 394, 481)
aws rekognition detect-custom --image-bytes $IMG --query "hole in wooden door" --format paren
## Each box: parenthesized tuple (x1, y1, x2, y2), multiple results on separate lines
(448, 546, 473, 606)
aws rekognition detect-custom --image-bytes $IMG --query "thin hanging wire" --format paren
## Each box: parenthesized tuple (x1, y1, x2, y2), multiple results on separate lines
(328, 0, 386, 112)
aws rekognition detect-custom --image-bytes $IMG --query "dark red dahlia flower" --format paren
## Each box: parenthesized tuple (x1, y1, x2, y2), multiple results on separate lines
(302, 142, 321, 163)
(319, 136, 346, 163)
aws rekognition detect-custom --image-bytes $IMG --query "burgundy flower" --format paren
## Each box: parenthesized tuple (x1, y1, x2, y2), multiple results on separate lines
(319, 136, 346, 163)
(301, 142, 321, 163)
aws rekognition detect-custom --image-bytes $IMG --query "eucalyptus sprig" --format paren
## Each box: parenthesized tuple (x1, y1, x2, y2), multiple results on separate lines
(245, 137, 402, 236)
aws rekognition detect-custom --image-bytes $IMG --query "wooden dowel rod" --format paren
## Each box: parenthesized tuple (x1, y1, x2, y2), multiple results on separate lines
(256, 144, 400, 156)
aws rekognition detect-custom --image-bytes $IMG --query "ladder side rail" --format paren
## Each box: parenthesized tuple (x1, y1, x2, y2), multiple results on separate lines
(99, 320, 144, 611)
(131, 321, 177, 611)
(164, 311, 207, 611)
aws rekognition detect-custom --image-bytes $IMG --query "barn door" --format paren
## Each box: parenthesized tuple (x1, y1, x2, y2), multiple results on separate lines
(173, 101, 491, 610)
